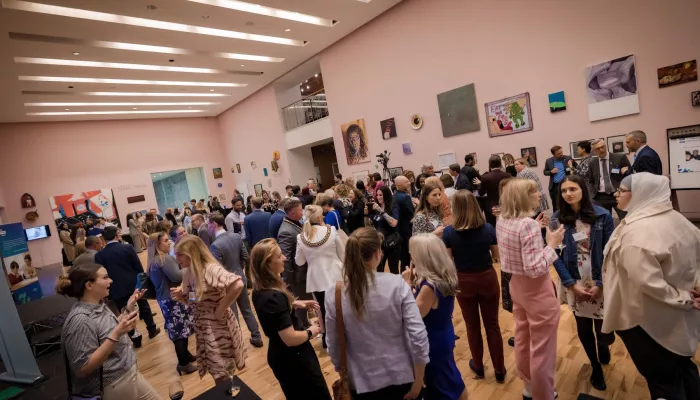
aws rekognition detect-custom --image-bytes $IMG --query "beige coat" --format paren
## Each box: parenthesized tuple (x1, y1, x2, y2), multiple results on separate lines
(59, 230, 75, 262)
(602, 203, 700, 356)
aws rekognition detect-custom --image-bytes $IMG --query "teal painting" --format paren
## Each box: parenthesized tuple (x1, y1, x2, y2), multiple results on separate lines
(548, 91, 566, 112)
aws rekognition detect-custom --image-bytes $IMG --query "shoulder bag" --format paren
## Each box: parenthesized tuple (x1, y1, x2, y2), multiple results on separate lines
(332, 282, 351, 400)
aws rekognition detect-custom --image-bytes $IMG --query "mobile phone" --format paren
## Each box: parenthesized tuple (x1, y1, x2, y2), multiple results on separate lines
(135, 277, 143, 291)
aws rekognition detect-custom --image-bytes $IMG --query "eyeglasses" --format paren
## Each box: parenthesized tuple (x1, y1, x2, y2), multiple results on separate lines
(615, 188, 631, 194)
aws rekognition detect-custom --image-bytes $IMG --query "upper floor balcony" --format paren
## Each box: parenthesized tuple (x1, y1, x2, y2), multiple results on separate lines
(281, 90, 328, 131)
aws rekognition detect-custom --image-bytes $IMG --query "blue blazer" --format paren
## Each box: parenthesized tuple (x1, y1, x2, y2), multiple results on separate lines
(268, 209, 285, 240)
(631, 145, 662, 175)
(552, 205, 613, 288)
(244, 209, 271, 247)
(95, 242, 144, 300)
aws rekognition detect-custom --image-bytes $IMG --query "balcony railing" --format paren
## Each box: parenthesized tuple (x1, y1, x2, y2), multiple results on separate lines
(281, 90, 329, 131)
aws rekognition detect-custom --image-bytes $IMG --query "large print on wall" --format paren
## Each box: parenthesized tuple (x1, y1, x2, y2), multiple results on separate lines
(341, 118, 370, 165)
(437, 83, 480, 137)
(585, 54, 639, 122)
(485, 92, 533, 138)
(49, 189, 121, 228)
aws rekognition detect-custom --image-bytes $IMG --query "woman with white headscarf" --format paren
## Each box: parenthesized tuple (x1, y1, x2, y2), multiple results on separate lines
(602, 172, 700, 400)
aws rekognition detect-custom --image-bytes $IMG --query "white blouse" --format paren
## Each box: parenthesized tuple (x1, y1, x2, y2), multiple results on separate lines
(295, 225, 345, 293)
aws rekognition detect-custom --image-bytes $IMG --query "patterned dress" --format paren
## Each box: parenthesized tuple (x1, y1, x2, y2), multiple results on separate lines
(562, 221, 604, 319)
(186, 263, 247, 379)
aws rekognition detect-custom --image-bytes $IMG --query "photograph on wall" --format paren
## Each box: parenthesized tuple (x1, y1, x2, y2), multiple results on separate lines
(380, 118, 397, 140)
(606, 134, 630, 154)
(341, 118, 370, 165)
(548, 91, 566, 112)
(570, 140, 594, 160)
(49, 189, 121, 229)
(236, 164, 241, 173)
(692, 91, 700, 107)
(437, 83, 480, 137)
(353, 170, 369, 185)
(402, 142, 413, 155)
(520, 147, 538, 167)
(657, 59, 697, 88)
(585, 54, 639, 121)
(485, 92, 533, 137)
(213, 168, 223, 179)
(677, 137, 700, 173)
(253, 184, 263, 197)
(388, 167, 404, 179)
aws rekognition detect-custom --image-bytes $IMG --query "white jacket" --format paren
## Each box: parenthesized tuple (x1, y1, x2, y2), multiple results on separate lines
(296, 225, 345, 293)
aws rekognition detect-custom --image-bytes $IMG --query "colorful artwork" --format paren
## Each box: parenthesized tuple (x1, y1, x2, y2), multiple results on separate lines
(213, 168, 223, 179)
(657, 60, 697, 88)
(585, 54, 639, 121)
(485, 92, 533, 137)
(548, 91, 566, 112)
(402, 142, 413, 155)
(520, 147, 538, 167)
(380, 118, 397, 140)
(341, 118, 370, 165)
(49, 189, 120, 228)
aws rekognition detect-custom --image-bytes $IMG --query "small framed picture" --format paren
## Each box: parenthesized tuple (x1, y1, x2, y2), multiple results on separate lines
(253, 184, 263, 197)
(569, 140, 594, 160)
(520, 147, 537, 167)
(388, 167, 404, 179)
(402, 142, 413, 154)
(353, 170, 369, 184)
(692, 91, 700, 107)
(606, 134, 630, 154)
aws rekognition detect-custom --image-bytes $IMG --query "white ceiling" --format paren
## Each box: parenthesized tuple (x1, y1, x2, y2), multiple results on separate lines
(0, 0, 401, 123)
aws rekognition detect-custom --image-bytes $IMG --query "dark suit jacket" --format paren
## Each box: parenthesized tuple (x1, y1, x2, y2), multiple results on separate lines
(210, 232, 248, 283)
(588, 153, 631, 194)
(268, 210, 285, 240)
(95, 242, 143, 300)
(244, 209, 271, 247)
(632, 145, 662, 175)
(543, 156, 576, 190)
(277, 218, 305, 284)
(478, 169, 512, 208)
(393, 191, 415, 239)
(196, 224, 212, 248)
(459, 165, 481, 191)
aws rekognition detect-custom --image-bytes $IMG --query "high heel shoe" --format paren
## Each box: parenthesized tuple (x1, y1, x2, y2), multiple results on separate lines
(177, 363, 198, 376)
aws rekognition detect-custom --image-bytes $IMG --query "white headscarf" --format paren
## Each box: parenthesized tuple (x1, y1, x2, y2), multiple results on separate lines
(620, 172, 672, 219)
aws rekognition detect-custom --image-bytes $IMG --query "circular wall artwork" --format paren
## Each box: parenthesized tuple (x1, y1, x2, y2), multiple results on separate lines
(410, 114, 423, 130)
(25, 211, 39, 222)
(272, 150, 281, 161)
(217, 183, 223, 188)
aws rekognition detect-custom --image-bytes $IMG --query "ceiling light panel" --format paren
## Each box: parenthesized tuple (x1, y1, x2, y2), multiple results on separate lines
(24, 102, 219, 107)
(2, 0, 306, 46)
(27, 110, 205, 116)
(21, 91, 231, 97)
(18, 76, 247, 87)
(187, 0, 336, 27)
(14, 57, 261, 75)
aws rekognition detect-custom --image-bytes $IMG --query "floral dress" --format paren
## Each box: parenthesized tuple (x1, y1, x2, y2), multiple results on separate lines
(563, 220, 604, 319)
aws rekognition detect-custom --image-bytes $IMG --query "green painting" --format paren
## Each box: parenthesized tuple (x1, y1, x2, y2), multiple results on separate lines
(549, 91, 566, 112)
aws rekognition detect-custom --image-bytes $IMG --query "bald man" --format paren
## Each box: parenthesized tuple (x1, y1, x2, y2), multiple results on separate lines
(394, 176, 415, 269)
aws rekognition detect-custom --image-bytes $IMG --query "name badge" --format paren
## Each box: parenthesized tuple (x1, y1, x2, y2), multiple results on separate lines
(572, 232, 587, 242)
(611, 168, 620, 174)
(188, 290, 197, 302)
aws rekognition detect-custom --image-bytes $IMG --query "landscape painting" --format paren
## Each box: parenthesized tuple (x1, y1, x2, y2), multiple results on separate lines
(657, 60, 697, 88)
(485, 92, 533, 137)
(548, 91, 566, 112)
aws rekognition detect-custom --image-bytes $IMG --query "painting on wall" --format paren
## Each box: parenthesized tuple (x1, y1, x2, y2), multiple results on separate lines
(49, 189, 121, 229)
(585, 54, 639, 122)
(548, 91, 566, 112)
(236, 164, 241, 173)
(402, 142, 413, 155)
(520, 147, 538, 167)
(485, 92, 533, 137)
(213, 168, 223, 179)
(606, 134, 630, 154)
(569, 140, 594, 160)
(692, 91, 700, 107)
(388, 167, 404, 179)
(380, 118, 397, 140)
(341, 118, 370, 165)
(253, 184, 263, 197)
(437, 83, 480, 137)
(353, 170, 369, 185)
(657, 60, 697, 88)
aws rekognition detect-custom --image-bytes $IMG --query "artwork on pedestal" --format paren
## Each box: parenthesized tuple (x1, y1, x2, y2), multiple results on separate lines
(485, 92, 533, 137)
(548, 91, 566, 112)
(520, 147, 538, 167)
(437, 83, 480, 137)
(380, 118, 397, 140)
(341, 118, 370, 165)
(585, 54, 639, 121)
(657, 60, 697, 88)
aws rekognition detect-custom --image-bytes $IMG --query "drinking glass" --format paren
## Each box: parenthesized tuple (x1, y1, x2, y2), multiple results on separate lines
(548, 219, 566, 251)
(168, 381, 184, 400)
(224, 360, 240, 397)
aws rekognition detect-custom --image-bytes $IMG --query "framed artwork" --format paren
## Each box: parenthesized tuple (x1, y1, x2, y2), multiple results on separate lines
(437, 83, 480, 137)
(353, 170, 369, 185)
(388, 167, 404, 178)
(485, 92, 533, 137)
(548, 91, 566, 112)
(380, 118, 397, 140)
(437, 152, 456, 170)
(569, 140, 594, 160)
(657, 60, 697, 88)
(402, 142, 413, 154)
(332, 163, 340, 176)
(253, 184, 263, 197)
(585, 54, 639, 121)
(520, 147, 538, 167)
(692, 91, 700, 107)
(341, 118, 370, 165)
(49, 189, 121, 229)
(212, 168, 223, 179)
(606, 134, 630, 154)
(236, 164, 241, 173)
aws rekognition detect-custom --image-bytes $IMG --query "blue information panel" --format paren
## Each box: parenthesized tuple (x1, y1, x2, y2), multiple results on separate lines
(0, 223, 29, 258)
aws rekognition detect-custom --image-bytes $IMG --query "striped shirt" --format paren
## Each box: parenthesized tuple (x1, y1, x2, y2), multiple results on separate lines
(517, 168, 550, 213)
(496, 217, 557, 277)
(62, 301, 136, 395)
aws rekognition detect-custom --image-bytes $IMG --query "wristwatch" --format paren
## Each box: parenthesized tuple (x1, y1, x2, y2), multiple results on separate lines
(306, 329, 313, 340)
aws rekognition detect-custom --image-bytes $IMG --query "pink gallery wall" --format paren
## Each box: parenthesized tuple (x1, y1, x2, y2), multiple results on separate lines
(319, 0, 700, 214)
(0, 118, 233, 266)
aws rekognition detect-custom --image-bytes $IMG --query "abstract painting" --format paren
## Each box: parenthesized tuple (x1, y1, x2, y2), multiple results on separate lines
(341, 118, 370, 165)
(658, 60, 697, 88)
(548, 91, 566, 112)
(485, 92, 533, 137)
(49, 189, 120, 229)
(692, 91, 700, 107)
(213, 168, 223, 179)
(380, 118, 397, 140)
(521, 147, 538, 167)
(585, 54, 639, 121)
(437, 83, 480, 137)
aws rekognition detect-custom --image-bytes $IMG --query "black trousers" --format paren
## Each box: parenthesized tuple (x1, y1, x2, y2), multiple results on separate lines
(593, 192, 627, 219)
(399, 234, 411, 271)
(352, 383, 414, 400)
(173, 338, 196, 366)
(377, 240, 401, 274)
(113, 296, 157, 335)
(617, 326, 700, 400)
(549, 182, 561, 212)
(312, 291, 327, 347)
(574, 316, 615, 370)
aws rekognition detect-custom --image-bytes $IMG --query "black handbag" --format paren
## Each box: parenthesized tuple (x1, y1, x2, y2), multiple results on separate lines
(137, 272, 157, 299)
(382, 232, 401, 250)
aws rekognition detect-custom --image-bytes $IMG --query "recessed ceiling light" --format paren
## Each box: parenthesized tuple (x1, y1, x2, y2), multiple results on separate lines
(19, 76, 247, 87)
(187, 0, 335, 26)
(301, 88, 304, 92)
(72, 51, 80, 56)
(314, 73, 318, 77)
(4, 0, 305, 46)
(209, 89, 215, 91)
(65, 108, 70, 110)
(306, 85, 309, 89)
(27, 109, 204, 116)
(14, 57, 237, 74)
(24, 102, 219, 106)
(132, 107, 138, 109)
(285, 28, 290, 32)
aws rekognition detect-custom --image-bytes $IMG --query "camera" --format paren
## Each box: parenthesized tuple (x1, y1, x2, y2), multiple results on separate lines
(376, 150, 390, 168)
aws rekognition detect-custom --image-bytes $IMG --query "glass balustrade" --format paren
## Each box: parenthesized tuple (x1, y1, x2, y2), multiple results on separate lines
(281, 91, 329, 131)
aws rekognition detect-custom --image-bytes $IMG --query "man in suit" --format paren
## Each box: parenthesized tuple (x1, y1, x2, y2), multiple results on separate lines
(544, 145, 576, 212)
(276, 198, 312, 325)
(208, 212, 263, 348)
(588, 139, 631, 219)
(394, 176, 415, 269)
(73, 236, 102, 266)
(244, 197, 271, 248)
(191, 213, 212, 247)
(95, 226, 160, 344)
(269, 198, 289, 240)
(448, 163, 467, 191)
(476, 156, 512, 226)
(458, 154, 481, 191)
(625, 130, 662, 175)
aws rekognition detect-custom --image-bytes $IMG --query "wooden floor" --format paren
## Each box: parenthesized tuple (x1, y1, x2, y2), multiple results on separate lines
(134, 252, 700, 400)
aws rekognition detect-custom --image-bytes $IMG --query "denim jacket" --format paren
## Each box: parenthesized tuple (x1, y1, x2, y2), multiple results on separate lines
(552, 205, 613, 288)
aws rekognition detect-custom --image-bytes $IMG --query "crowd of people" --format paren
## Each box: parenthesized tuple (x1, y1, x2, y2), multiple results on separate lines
(54, 129, 700, 400)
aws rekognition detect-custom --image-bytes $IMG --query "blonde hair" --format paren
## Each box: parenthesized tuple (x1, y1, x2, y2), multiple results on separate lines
(409, 234, 458, 297)
(452, 190, 485, 230)
(302, 205, 324, 239)
(175, 235, 222, 301)
(343, 228, 381, 320)
(514, 158, 528, 166)
(314, 194, 331, 206)
(503, 153, 515, 166)
(334, 184, 351, 199)
(500, 178, 538, 219)
(425, 176, 445, 190)
(250, 238, 294, 309)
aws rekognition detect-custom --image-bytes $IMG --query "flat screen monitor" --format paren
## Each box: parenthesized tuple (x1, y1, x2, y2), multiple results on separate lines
(24, 225, 51, 241)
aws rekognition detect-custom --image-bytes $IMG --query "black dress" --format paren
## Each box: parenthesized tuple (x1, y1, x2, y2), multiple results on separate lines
(251, 290, 331, 400)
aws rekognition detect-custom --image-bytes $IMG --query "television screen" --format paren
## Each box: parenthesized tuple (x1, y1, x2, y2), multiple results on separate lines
(25, 225, 51, 241)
